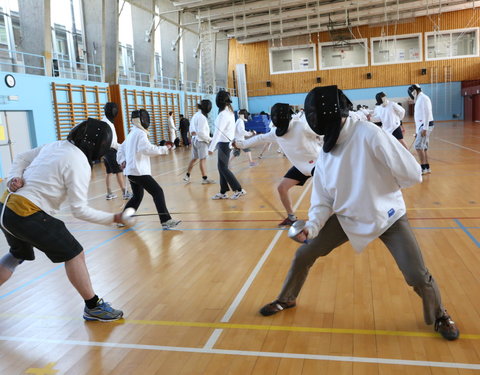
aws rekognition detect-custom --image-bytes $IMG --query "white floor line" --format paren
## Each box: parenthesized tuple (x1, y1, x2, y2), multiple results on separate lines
(435, 138, 480, 154)
(0, 336, 478, 370)
(204, 181, 313, 348)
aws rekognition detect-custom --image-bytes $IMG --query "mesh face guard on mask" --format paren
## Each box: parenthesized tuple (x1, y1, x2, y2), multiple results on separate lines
(104, 102, 118, 123)
(304, 85, 352, 153)
(408, 84, 421, 100)
(131, 109, 151, 129)
(271, 103, 292, 137)
(375, 92, 386, 105)
(216, 90, 232, 111)
(67, 118, 113, 165)
(198, 99, 212, 116)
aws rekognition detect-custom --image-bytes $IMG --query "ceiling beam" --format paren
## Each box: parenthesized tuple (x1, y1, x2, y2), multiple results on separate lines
(237, 2, 480, 43)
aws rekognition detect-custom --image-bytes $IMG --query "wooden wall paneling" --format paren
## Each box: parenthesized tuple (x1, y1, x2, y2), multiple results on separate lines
(185, 94, 202, 120)
(228, 8, 480, 96)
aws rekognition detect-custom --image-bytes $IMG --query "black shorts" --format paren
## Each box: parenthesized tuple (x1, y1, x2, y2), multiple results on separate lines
(392, 125, 404, 140)
(284, 166, 312, 186)
(0, 204, 83, 263)
(103, 148, 122, 174)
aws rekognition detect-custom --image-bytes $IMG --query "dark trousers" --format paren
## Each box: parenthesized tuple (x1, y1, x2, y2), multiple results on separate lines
(126, 175, 171, 223)
(217, 142, 242, 194)
(181, 131, 190, 146)
(277, 214, 444, 325)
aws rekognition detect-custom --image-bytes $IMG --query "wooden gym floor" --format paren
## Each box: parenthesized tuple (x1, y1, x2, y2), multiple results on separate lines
(0, 120, 479, 374)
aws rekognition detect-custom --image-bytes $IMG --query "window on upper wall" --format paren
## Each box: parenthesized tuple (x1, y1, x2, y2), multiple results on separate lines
(269, 44, 316, 74)
(425, 28, 479, 60)
(371, 33, 422, 65)
(319, 39, 368, 70)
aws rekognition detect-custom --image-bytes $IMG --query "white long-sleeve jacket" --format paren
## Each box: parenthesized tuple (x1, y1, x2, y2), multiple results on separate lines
(305, 118, 422, 252)
(375, 100, 405, 134)
(117, 126, 169, 176)
(8, 141, 113, 225)
(414, 92, 434, 134)
(190, 110, 211, 143)
(101, 116, 119, 150)
(234, 118, 253, 141)
(235, 119, 322, 176)
(208, 109, 236, 152)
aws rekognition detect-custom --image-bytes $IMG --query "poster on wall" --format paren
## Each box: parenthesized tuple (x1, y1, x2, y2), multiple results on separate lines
(397, 49, 405, 60)
(299, 58, 309, 68)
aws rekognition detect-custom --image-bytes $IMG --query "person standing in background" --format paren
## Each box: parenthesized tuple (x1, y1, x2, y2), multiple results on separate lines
(179, 114, 190, 147)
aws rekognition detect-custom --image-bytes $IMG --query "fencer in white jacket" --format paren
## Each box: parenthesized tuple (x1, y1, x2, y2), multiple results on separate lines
(259, 85, 459, 342)
(374, 92, 407, 149)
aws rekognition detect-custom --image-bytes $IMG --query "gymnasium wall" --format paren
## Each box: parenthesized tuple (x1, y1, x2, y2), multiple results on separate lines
(229, 8, 480, 119)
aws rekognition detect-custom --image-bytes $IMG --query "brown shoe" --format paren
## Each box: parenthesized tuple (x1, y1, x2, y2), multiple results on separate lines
(434, 312, 460, 341)
(259, 300, 296, 316)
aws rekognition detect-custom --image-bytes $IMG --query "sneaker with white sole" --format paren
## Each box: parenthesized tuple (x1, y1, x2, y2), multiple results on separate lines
(83, 298, 123, 322)
(212, 193, 229, 200)
(201, 178, 215, 184)
(106, 193, 117, 200)
(162, 219, 181, 229)
(230, 189, 247, 200)
(183, 175, 190, 183)
(122, 192, 133, 200)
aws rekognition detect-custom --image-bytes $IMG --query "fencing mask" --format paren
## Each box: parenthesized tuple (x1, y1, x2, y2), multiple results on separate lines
(216, 90, 232, 111)
(198, 99, 212, 117)
(131, 109, 151, 129)
(408, 84, 421, 100)
(375, 92, 386, 106)
(271, 103, 292, 137)
(67, 118, 113, 165)
(304, 85, 352, 153)
(104, 102, 118, 123)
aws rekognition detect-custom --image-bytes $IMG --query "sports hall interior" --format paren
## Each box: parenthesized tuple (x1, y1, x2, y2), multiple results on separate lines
(0, 0, 479, 374)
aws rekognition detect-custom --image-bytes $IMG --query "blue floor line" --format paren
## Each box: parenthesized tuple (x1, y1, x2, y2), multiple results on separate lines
(0, 230, 130, 300)
(454, 219, 480, 248)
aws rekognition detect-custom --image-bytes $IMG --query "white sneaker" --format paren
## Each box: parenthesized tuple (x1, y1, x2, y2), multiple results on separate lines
(162, 219, 181, 229)
(422, 168, 431, 175)
(212, 193, 229, 200)
(201, 178, 215, 184)
(183, 175, 190, 183)
(106, 193, 117, 200)
(230, 189, 247, 200)
(122, 192, 133, 200)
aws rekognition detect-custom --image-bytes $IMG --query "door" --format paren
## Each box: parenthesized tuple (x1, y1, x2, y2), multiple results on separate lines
(0, 111, 33, 179)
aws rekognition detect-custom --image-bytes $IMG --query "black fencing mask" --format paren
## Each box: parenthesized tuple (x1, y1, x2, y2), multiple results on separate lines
(216, 90, 232, 111)
(198, 99, 212, 117)
(271, 103, 292, 137)
(304, 85, 352, 153)
(132, 109, 150, 129)
(375, 92, 386, 106)
(104, 102, 118, 123)
(67, 118, 112, 165)
(408, 84, 421, 100)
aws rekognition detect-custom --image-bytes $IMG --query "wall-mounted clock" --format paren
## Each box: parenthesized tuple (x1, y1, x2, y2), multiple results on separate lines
(5, 74, 16, 88)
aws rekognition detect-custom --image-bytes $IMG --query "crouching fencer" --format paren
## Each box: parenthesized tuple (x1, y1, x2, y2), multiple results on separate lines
(259, 85, 459, 341)
(0, 119, 128, 321)
(233, 103, 322, 227)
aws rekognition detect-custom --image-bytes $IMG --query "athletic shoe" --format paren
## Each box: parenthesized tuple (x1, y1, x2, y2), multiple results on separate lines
(422, 168, 431, 175)
(258, 154, 263, 159)
(183, 175, 190, 183)
(122, 192, 133, 200)
(106, 193, 117, 200)
(259, 300, 296, 316)
(162, 219, 182, 229)
(212, 193, 229, 200)
(278, 217, 296, 227)
(434, 312, 459, 340)
(230, 189, 247, 200)
(249, 161, 258, 167)
(201, 178, 215, 184)
(83, 299, 123, 322)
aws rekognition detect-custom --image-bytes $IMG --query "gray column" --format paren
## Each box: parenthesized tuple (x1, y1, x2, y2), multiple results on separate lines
(215, 33, 229, 89)
(103, 0, 120, 85)
(17, 0, 52, 76)
(82, 0, 104, 80)
(131, 0, 155, 86)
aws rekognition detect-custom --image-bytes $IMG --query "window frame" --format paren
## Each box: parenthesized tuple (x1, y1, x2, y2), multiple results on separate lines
(425, 27, 479, 61)
(318, 38, 368, 70)
(268, 44, 317, 75)
(370, 33, 422, 66)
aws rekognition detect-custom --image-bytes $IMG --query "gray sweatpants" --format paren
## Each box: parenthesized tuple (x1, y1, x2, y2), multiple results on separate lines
(277, 214, 444, 325)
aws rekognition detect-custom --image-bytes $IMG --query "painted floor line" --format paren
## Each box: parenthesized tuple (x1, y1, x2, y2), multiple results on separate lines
(435, 137, 480, 154)
(0, 335, 478, 370)
(455, 219, 480, 248)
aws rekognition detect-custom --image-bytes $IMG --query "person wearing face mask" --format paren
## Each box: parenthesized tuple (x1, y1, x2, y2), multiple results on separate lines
(208, 90, 246, 200)
(258, 85, 459, 342)
(117, 109, 180, 229)
(233, 103, 322, 227)
(408, 84, 434, 174)
(230, 109, 257, 167)
(374, 92, 408, 149)
(102, 102, 132, 200)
